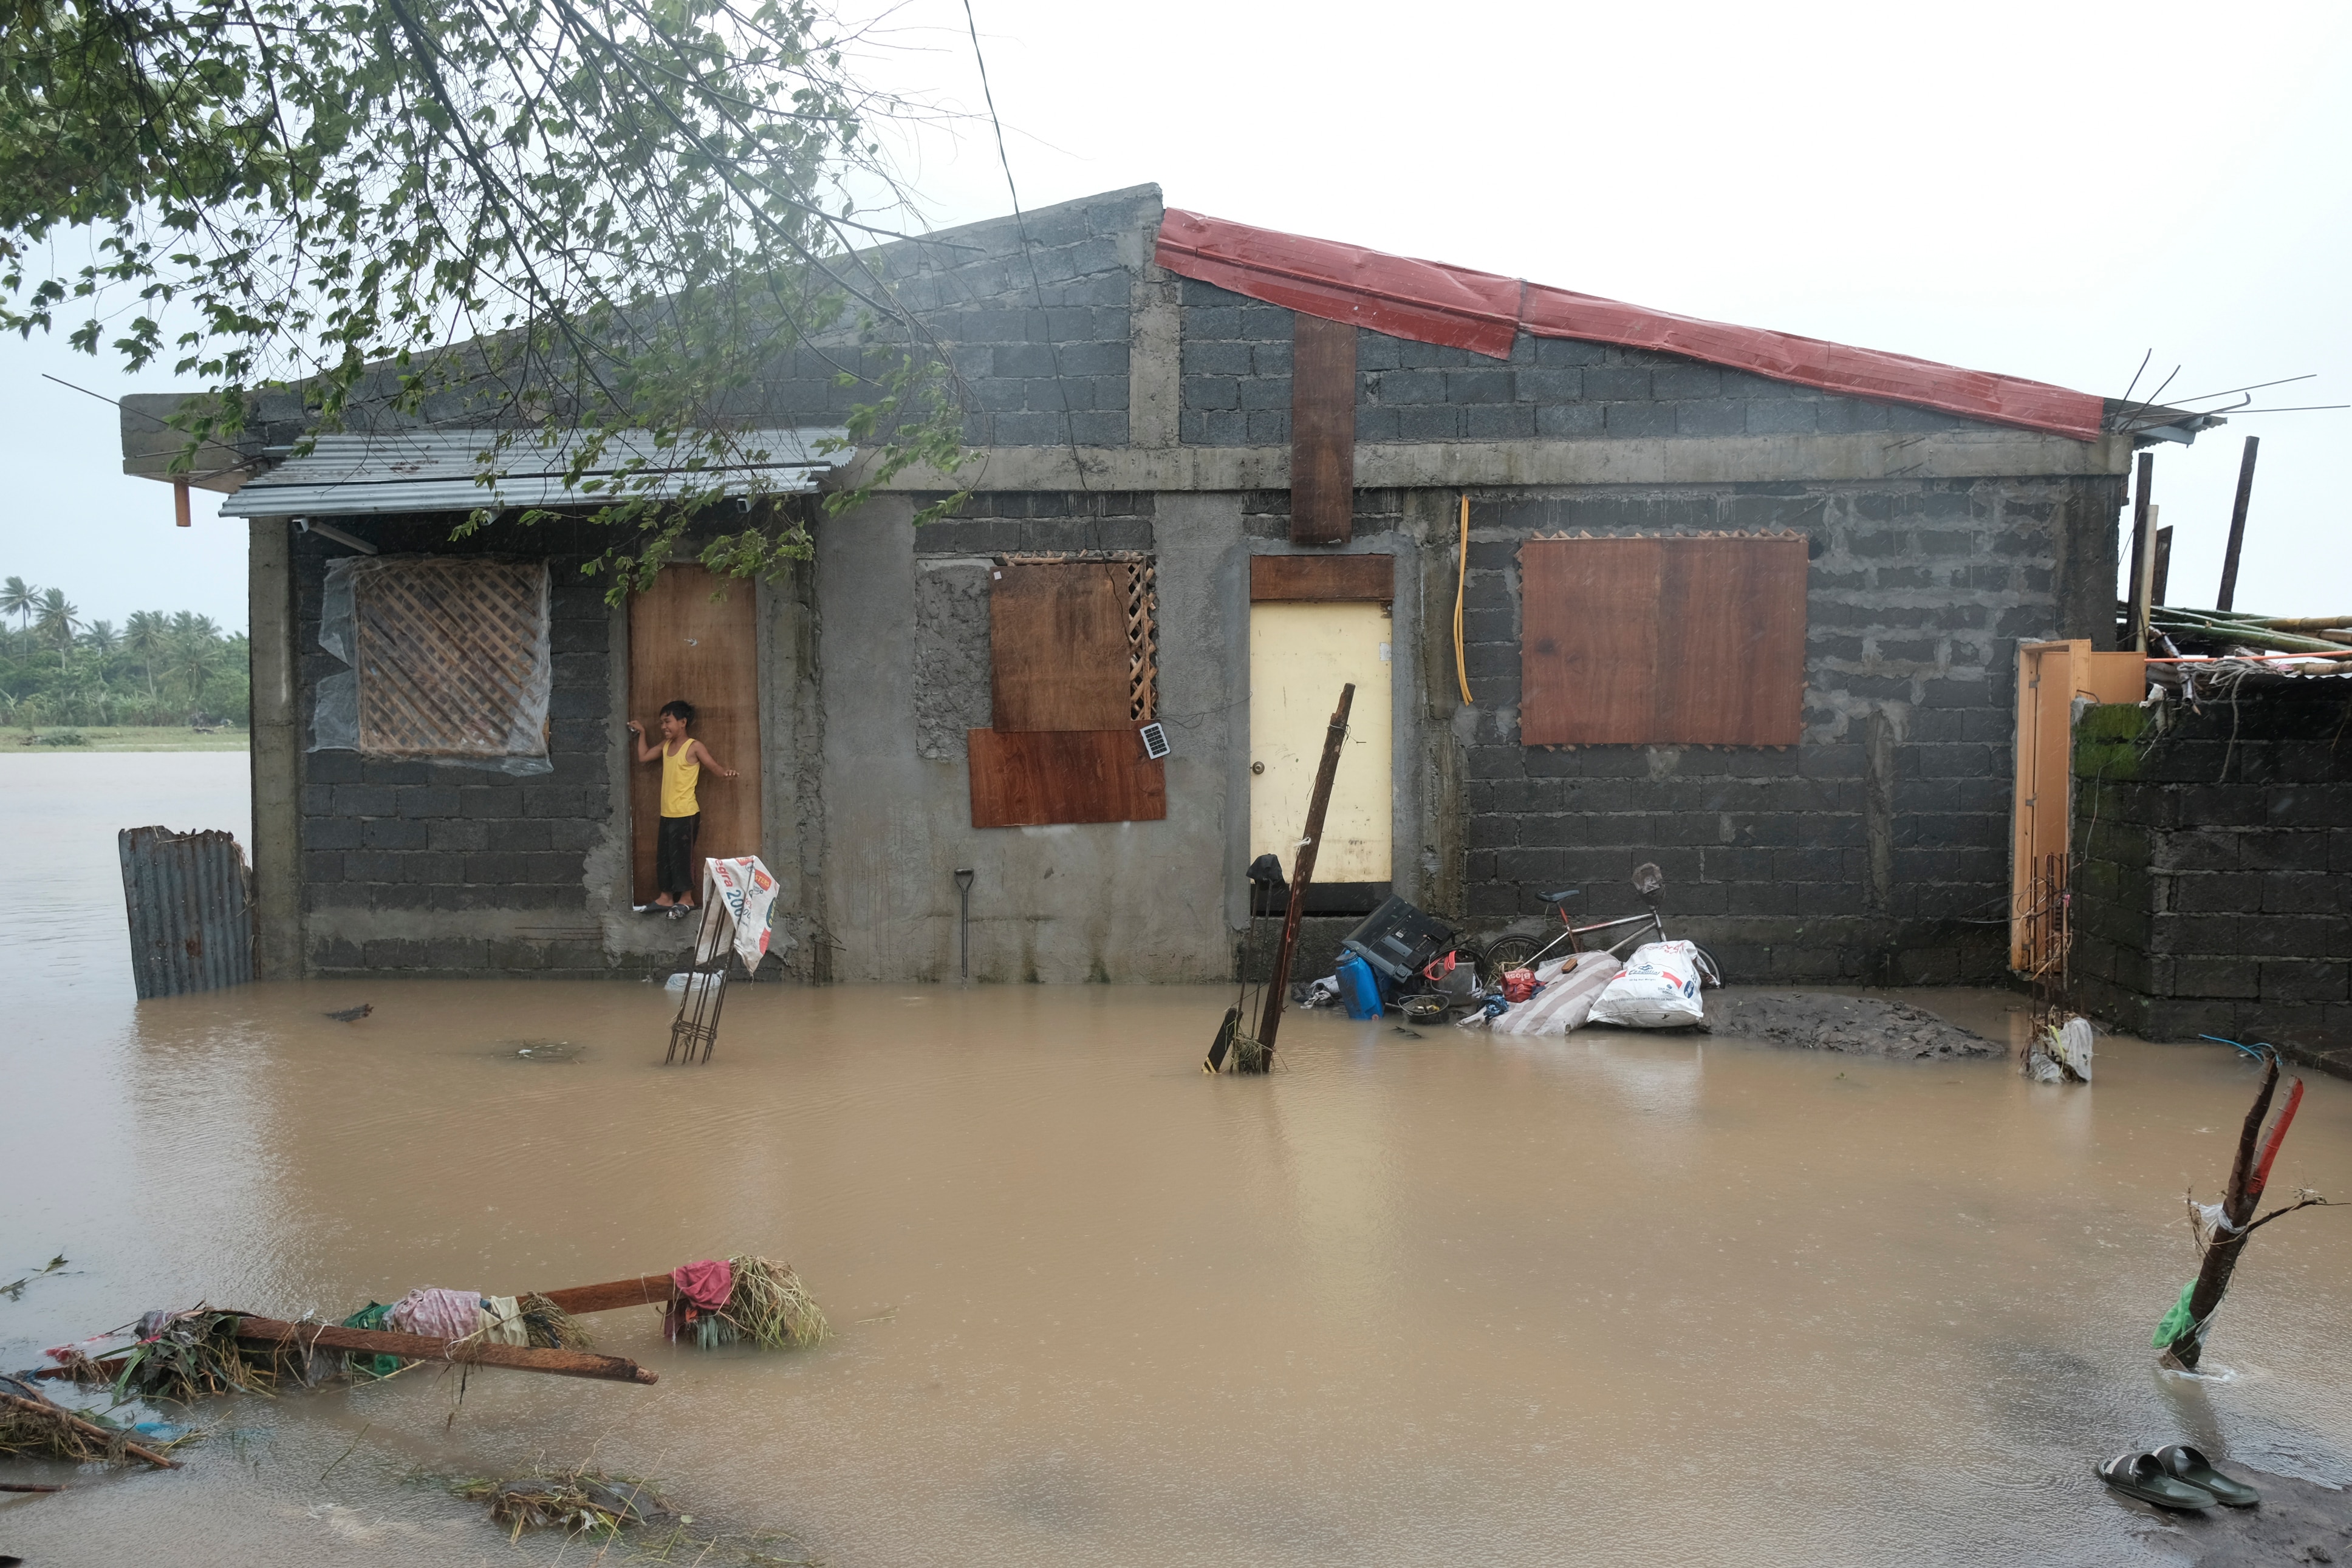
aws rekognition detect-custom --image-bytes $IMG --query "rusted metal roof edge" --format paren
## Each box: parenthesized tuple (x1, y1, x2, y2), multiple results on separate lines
(1155, 209, 2108, 443)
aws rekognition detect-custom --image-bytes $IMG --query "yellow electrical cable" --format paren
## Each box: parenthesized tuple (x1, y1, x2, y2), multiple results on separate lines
(1452, 492, 1472, 704)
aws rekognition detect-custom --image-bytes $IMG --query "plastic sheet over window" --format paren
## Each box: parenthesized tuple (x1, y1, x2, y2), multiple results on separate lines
(311, 556, 552, 774)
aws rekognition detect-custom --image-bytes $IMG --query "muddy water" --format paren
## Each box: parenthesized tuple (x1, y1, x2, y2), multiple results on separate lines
(4, 754, 2350, 1566)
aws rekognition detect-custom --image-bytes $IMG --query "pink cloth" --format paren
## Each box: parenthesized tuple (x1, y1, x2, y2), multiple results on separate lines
(389, 1287, 481, 1341)
(670, 1260, 733, 1311)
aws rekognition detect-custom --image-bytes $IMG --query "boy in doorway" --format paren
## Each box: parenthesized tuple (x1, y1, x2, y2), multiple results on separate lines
(626, 700, 740, 915)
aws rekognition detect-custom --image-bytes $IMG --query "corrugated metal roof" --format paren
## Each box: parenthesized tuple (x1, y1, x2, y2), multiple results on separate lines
(119, 825, 253, 1000)
(219, 427, 850, 517)
(1155, 210, 2108, 442)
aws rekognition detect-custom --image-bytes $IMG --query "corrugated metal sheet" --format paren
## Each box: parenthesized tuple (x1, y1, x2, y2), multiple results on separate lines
(1155, 210, 2108, 442)
(119, 826, 254, 1000)
(220, 426, 850, 517)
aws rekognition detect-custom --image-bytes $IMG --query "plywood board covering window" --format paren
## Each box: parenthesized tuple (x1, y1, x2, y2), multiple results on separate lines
(990, 561, 1132, 731)
(1519, 536, 1807, 746)
(973, 557, 1162, 827)
(351, 557, 550, 760)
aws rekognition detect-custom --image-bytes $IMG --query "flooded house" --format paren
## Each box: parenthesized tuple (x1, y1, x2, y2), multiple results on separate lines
(118, 184, 2214, 986)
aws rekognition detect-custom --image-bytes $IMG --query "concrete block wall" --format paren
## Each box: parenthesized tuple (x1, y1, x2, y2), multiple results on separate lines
(750, 186, 1163, 448)
(2070, 692, 2352, 1066)
(1450, 480, 2106, 984)
(292, 516, 624, 977)
(1174, 278, 2015, 449)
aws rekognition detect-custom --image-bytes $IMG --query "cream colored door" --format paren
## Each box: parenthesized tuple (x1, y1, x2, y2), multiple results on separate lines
(1250, 601, 1391, 881)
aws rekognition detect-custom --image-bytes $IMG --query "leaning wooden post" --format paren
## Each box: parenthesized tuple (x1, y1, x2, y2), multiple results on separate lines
(2216, 435, 2260, 612)
(2124, 451, 2155, 652)
(1251, 683, 1354, 1068)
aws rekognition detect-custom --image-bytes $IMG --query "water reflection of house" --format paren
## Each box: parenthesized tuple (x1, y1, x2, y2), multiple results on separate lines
(117, 185, 2215, 984)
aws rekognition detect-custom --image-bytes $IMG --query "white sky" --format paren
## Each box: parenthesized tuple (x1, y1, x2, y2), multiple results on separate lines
(2, 0, 2345, 629)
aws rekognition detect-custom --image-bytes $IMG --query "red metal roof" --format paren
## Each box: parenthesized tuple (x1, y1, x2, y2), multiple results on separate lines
(1154, 209, 2106, 441)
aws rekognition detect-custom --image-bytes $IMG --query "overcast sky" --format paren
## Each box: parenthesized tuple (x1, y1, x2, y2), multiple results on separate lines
(2, 0, 2344, 630)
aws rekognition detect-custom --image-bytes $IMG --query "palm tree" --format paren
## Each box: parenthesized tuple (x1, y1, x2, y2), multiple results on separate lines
(35, 588, 80, 671)
(124, 610, 166, 707)
(83, 620, 119, 656)
(0, 576, 36, 634)
(171, 624, 224, 714)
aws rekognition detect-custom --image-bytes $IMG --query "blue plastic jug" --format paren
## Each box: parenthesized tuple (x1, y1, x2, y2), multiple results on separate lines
(1335, 951, 1384, 1019)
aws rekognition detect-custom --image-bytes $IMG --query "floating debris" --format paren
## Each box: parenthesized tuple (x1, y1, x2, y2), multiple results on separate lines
(0, 1378, 180, 1468)
(501, 1040, 583, 1063)
(324, 1004, 372, 1023)
(453, 1468, 677, 1541)
(0, 1253, 66, 1303)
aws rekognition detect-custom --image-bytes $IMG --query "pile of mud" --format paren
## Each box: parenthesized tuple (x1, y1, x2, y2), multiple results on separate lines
(1702, 990, 2003, 1060)
(2149, 1464, 2352, 1566)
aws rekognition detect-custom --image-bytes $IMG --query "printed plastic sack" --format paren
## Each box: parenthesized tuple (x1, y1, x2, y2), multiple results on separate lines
(1501, 969, 1542, 1004)
(1587, 940, 1718, 1029)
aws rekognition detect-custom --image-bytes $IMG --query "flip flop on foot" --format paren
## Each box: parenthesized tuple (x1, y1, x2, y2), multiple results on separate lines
(2099, 1451, 2217, 1511)
(2156, 1445, 2260, 1508)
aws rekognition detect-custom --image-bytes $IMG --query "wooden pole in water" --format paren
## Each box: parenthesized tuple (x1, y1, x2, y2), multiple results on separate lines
(0, 1389, 178, 1468)
(1251, 683, 1354, 1069)
(2159, 1056, 2306, 1371)
(229, 1315, 659, 1383)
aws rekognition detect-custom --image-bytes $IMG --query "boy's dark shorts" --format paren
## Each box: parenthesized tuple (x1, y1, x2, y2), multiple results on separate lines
(656, 813, 700, 897)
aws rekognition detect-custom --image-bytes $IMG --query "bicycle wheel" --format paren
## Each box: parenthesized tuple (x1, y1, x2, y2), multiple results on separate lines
(1480, 935, 1542, 976)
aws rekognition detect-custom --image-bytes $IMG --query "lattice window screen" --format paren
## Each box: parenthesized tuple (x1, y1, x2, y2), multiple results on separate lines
(347, 558, 552, 761)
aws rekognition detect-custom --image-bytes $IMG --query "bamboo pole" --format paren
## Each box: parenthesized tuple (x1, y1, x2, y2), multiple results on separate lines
(1251, 683, 1354, 1067)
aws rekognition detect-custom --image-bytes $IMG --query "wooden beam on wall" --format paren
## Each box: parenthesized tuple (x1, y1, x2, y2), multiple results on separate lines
(1249, 553, 1393, 603)
(1290, 314, 1356, 545)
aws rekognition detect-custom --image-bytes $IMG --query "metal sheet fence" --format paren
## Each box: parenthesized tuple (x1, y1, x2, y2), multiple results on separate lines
(119, 826, 254, 1000)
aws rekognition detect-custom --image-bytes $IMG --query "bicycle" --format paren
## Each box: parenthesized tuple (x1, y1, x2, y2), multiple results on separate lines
(1477, 862, 1717, 981)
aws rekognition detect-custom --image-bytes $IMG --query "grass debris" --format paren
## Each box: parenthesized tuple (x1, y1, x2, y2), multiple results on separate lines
(711, 1256, 828, 1351)
(518, 1292, 593, 1351)
(454, 1468, 674, 1541)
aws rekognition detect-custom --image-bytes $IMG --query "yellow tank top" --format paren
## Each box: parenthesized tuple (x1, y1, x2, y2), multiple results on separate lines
(660, 740, 701, 817)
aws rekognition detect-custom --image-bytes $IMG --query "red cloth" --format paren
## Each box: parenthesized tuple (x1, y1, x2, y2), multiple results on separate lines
(671, 1260, 733, 1309)
(666, 1259, 734, 1342)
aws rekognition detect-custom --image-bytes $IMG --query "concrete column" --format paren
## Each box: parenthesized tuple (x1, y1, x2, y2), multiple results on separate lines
(248, 517, 302, 978)
(1129, 269, 1181, 450)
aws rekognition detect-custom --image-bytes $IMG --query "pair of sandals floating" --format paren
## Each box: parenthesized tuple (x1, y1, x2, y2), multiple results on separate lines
(2097, 1445, 2260, 1510)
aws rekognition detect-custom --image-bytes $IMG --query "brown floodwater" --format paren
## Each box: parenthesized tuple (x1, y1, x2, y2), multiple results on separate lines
(4, 752, 2349, 1566)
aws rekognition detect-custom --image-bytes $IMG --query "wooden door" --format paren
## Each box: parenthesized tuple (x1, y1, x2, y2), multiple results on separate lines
(629, 567, 761, 904)
(2011, 641, 2145, 967)
(1249, 601, 1391, 882)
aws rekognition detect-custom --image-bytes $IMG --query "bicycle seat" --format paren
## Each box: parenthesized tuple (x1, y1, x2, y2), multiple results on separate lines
(1540, 888, 1581, 904)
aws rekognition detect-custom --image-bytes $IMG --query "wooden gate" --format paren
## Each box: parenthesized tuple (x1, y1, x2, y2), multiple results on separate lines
(629, 567, 762, 905)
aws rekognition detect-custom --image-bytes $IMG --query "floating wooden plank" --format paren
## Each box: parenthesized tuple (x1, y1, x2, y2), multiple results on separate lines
(1290, 313, 1357, 545)
(229, 1316, 658, 1384)
(968, 729, 1167, 827)
(1520, 536, 1805, 746)
(990, 562, 1132, 731)
(629, 565, 764, 904)
(1250, 553, 1393, 603)
(354, 558, 551, 760)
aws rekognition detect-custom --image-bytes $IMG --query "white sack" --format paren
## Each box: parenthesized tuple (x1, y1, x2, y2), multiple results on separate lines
(1587, 940, 1717, 1029)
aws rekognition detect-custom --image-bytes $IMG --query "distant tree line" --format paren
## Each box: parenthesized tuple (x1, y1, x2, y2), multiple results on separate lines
(0, 575, 247, 729)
